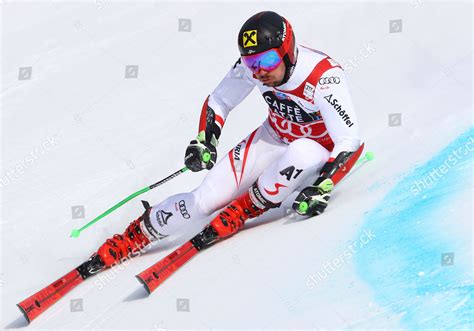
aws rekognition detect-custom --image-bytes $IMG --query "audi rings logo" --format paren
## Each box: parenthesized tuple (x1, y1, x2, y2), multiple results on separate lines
(319, 76, 340, 85)
(178, 200, 190, 219)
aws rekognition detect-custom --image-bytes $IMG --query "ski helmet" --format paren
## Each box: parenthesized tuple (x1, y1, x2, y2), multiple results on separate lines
(238, 11, 297, 85)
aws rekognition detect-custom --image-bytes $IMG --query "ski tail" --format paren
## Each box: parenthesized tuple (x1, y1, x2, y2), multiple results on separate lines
(17, 254, 105, 323)
(136, 241, 198, 294)
(17, 269, 84, 323)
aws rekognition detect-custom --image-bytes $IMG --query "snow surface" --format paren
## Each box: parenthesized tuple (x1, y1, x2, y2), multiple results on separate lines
(1, 1, 472, 330)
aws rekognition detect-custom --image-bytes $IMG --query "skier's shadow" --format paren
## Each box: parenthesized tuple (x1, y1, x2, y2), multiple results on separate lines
(122, 202, 307, 303)
(143, 198, 307, 257)
(123, 287, 149, 302)
(4, 316, 29, 329)
(243, 191, 311, 229)
(244, 207, 305, 230)
(144, 208, 303, 255)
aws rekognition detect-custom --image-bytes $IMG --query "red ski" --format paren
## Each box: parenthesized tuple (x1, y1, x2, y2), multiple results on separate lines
(136, 241, 198, 293)
(136, 225, 219, 294)
(17, 254, 105, 323)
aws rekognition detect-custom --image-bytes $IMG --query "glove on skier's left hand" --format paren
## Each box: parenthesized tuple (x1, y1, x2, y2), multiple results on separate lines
(292, 178, 334, 216)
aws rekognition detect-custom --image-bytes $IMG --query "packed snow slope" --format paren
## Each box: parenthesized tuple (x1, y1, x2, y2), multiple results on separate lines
(1, 1, 472, 329)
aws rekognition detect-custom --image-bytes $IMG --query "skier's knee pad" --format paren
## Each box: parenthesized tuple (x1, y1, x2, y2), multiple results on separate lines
(286, 138, 330, 169)
(191, 184, 225, 217)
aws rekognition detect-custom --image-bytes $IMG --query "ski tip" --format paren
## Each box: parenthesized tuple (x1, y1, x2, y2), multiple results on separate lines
(16, 303, 32, 324)
(135, 275, 151, 295)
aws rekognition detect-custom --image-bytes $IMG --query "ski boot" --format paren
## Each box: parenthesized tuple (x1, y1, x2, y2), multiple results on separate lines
(210, 182, 277, 239)
(96, 202, 157, 267)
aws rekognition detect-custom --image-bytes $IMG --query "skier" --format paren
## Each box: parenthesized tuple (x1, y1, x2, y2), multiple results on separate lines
(95, 11, 363, 267)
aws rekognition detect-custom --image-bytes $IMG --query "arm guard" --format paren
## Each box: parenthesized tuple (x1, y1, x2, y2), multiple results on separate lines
(317, 143, 364, 186)
(197, 96, 224, 146)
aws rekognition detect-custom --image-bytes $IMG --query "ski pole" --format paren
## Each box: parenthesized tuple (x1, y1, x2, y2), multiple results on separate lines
(70, 152, 212, 238)
(297, 151, 375, 214)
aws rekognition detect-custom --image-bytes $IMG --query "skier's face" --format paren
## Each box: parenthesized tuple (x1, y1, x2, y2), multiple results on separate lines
(253, 61, 286, 87)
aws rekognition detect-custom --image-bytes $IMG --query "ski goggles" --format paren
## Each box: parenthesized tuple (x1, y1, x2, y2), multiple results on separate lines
(241, 49, 283, 74)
